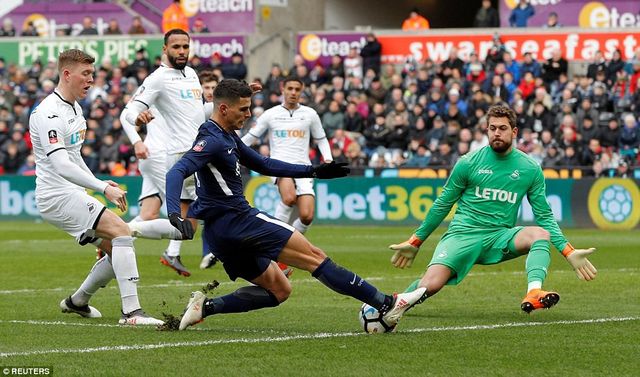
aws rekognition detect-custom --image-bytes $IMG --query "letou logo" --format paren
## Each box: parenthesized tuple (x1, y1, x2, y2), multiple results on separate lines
(181, 0, 253, 17)
(578, 1, 640, 28)
(299, 34, 366, 62)
(503, 0, 561, 10)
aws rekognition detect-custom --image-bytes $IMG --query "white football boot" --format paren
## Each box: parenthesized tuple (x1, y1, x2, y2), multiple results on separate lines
(179, 291, 206, 330)
(60, 297, 102, 318)
(119, 309, 164, 326)
(382, 287, 427, 328)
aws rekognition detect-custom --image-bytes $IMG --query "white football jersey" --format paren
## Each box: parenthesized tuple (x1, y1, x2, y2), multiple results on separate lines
(30, 90, 88, 195)
(129, 64, 204, 154)
(247, 104, 326, 165)
(143, 106, 169, 155)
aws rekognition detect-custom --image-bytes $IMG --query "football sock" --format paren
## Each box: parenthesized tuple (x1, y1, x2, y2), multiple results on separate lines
(527, 281, 542, 292)
(203, 286, 279, 316)
(201, 232, 210, 257)
(128, 219, 183, 240)
(526, 239, 550, 288)
(71, 255, 115, 306)
(404, 278, 421, 293)
(312, 257, 392, 311)
(166, 240, 182, 257)
(274, 202, 293, 223)
(292, 218, 309, 234)
(111, 236, 141, 314)
(129, 216, 142, 223)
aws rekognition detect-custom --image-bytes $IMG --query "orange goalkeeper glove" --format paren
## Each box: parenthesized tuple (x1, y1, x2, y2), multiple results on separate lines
(563, 244, 597, 281)
(389, 234, 423, 269)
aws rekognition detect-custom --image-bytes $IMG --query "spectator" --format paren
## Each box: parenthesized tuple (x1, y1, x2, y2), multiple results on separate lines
(162, 0, 188, 33)
(542, 49, 568, 84)
(78, 16, 98, 35)
(600, 118, 621, 149)
(619, 113, 639, 159)
(221, 53, 247, 80)
(322, 100, 345, 138)
(581, 138, 602, 166)
(614, 160, 631, 178)
(104, 19, 122, 35)
(473, 0, 499, 28)
(128, 16, 146, 34)
(360, 33, 382, 76)
(429, 142, 455, 167)
(363, 114, 390, 157)
(344, 47, 363, 79)
(542, 144, 562, 167)
(404, 144, 431, 167)
(0, 18, 16, 37)
(402, 8, 430, 30)
(543, 12, 562, 28)
(17, 153, 36, 175)
(1, 142, 22, 173)
(345, 141, 367, 167)
(20, 22, 39, 37)
(509, 0, 535, 27)
(586, 51, 607, 80)
(191, 17, 210, 33)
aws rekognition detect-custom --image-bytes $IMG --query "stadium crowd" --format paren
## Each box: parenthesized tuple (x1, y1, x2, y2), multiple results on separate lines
(0, 22, 639, 178)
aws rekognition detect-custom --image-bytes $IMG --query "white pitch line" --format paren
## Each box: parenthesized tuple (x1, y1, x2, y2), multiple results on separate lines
(0, 268, 637, 295)
(1, 316, 637, 358)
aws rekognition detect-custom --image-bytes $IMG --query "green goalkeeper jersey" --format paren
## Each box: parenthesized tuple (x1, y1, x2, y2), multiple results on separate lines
(415, 145, 569, 252)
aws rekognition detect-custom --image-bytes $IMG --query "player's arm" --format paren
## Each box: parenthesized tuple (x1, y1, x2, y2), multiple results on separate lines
(36, 116, 127, 211)
(390, 157, 468, 268)
(528, 168, 597, 280)
(165, 140, 212, 215)
(237, 134, 348, 178)
(310, 111, 332, 162)
(120, 76, 161, 157)
(240, 110, 269, 145)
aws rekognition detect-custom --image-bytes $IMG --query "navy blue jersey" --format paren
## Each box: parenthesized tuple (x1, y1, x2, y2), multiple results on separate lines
(166, 120, 314, 219)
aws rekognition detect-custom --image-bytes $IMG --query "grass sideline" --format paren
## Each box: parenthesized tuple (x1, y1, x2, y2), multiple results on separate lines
(0, 222, 638, 376)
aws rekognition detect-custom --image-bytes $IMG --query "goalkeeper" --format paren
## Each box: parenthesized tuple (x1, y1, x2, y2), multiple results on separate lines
(390, 105, 597, 313)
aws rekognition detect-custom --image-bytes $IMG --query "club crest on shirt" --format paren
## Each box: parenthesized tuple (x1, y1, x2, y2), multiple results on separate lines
(193, 139, 207, 152)
(510, 170, 520, 180)
(87, 202, 96, 214)
(48, 130, 58, 143)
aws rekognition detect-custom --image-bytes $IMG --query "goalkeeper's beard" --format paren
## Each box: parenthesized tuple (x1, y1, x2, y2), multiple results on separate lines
(490, 138, 511, 153)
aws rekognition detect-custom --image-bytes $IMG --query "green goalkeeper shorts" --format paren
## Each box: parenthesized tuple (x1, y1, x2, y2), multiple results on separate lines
(428, 226, 524, 285)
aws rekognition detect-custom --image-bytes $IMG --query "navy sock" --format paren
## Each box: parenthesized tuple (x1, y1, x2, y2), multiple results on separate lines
(202, 231, 211, 257)
(312, 258, 392, 311)
(203, 286, 280, 316)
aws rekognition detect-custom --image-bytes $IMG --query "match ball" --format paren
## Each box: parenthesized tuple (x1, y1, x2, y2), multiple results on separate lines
(359, 303, 395, 334)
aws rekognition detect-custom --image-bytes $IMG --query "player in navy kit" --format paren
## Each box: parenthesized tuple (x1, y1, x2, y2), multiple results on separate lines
(167, 79, 427, 331)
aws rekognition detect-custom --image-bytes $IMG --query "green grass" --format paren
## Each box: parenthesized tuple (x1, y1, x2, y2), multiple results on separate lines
(0, 222, 638, 376)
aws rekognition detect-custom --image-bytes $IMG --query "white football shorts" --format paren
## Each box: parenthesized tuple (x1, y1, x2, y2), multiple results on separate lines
(138, 153, 167, 203)
(166, 152, 196, 201)
(273, 177, 315, 197)
(37, 190, 106, 245)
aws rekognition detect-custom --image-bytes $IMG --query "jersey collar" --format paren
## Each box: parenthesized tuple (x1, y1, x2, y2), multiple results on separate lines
(53, 89, 77, 115)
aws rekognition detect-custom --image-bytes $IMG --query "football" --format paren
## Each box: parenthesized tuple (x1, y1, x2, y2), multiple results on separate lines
(359, 303, 396, 333)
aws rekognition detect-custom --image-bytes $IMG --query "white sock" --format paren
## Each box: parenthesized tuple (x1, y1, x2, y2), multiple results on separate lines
(129, 219, 182, 240)
(71, 255, 115, 306)
(111, 236, 141, 314)
(292, 218, 309, 234)
(527, 280, 542, 292)
(274, 202, 293, 223)
(129, 216, 142, 223)
(166, 240, 182, 257)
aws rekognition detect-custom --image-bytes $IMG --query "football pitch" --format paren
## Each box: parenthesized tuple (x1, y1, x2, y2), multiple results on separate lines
(0, 221, 638, 376)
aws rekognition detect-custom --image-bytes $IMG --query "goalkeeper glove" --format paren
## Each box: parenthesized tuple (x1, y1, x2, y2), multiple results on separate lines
(169, 212, 195, 240)
(389, 234, 423, 269)
(562, 244, 597, 281)
(312, 162, 350, 179)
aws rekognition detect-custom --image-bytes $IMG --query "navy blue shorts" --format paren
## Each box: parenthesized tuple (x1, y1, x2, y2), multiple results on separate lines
(203, 207, 295, 281)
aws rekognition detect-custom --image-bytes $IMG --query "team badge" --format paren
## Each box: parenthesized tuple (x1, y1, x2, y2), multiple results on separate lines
(87, 202, 96, 214)
(193, 139, 207, 152)
(48, 130, 58, 143)
(510, 170, 520, 180)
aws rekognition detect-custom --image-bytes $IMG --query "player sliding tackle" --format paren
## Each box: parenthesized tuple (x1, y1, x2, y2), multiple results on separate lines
(167, 79, 425, 331)
(29, 49, 187, 325)
(390, 105, 596, 314)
